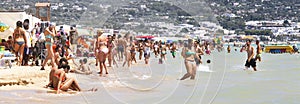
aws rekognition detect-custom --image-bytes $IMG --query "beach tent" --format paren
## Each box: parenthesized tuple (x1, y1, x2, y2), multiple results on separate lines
(0, 11, 41, 39)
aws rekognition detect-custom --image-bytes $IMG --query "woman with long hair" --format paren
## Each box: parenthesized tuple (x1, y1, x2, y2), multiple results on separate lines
(12, 21, 27, 66)
(40, 24, 57, 70)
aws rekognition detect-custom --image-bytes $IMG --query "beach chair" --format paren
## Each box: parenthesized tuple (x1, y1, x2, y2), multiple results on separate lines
(0, 51, 16, 69)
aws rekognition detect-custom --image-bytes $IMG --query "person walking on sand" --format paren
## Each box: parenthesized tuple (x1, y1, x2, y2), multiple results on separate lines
(40, 23, 57, 70)
(107, 35, 113, 67)
(96, 30, 109, 76)
(244, 40, 257, 71)
(116, 35, 125, 61)
(13, 21, 27, 66)
(255, 40, 262, 62)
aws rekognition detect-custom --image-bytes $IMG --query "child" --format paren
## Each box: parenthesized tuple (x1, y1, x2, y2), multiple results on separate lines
(74, 58, 92, 75)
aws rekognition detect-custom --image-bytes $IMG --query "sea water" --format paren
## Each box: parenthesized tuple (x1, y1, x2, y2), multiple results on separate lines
(0, 48, 300, 104)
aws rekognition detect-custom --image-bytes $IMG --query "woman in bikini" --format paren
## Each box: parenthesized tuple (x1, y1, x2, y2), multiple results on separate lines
(170, 43, 177, 58)
(144, 40, 151, 64)
(96, 30, 109, 76)
(40, 24, 57, 70)
(45, 67, 81, 94)
(107, 35, 113, 67)
(194, 41, 204, 66)
(138, 42, 144, 60)
(45, 66, 98, 94)
(116, 35, 125, 61)
(180, 39, 201, 80)
(130, 44, 137, 64)
(160, 42, 167, 61)
(111, 35, 119, 67)
(12, 21, 27, 66)
(122, 34, 135, 67)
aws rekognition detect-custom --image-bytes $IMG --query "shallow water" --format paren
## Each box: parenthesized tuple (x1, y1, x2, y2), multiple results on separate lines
(1, 48, 300, 104)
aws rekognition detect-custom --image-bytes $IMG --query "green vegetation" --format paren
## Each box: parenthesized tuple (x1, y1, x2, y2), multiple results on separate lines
(244, 30, 273, 35)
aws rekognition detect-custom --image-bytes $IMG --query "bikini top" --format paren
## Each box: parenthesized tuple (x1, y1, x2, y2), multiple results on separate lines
(186, 51, 195, 55)
(45, 34, 52, 39)
(185, 47, 196, 55)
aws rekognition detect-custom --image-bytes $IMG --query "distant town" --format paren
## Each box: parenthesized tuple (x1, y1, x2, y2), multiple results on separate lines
(0, 0, 300, 42)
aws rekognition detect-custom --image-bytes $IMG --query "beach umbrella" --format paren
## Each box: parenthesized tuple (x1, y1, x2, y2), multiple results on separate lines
(0, 22, 10, 32)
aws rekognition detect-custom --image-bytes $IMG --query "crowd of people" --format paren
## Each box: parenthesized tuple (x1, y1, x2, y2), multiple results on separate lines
(3, 19, 269, 94)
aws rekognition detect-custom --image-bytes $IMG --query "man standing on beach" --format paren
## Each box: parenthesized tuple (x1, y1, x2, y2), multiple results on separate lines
(22, 19, 32, 66)
(244, 40, 257, 71)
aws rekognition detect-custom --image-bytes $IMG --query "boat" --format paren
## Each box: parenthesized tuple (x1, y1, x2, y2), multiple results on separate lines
(264, 45, 294, 53)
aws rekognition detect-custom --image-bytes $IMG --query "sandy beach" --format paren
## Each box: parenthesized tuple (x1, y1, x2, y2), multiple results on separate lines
(0, 66, 50, 91)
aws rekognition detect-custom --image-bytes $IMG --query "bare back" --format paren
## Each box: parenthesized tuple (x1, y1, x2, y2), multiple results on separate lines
(13, 28, 26, 42)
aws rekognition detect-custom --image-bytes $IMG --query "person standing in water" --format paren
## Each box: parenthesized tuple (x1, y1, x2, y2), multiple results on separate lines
(255, 40, 262, 62)
(227, 45, 231, 53)
(180, 39, 201, 80)
(244, 40, 257, 71)
(170, 43, 177, 58)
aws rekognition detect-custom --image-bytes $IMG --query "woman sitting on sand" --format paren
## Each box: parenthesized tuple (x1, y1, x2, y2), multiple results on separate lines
(13, 21, 27, 66)
(180, 39, 201, 80)
(45, 67, 81, 93)
(45, 66, 97, 94)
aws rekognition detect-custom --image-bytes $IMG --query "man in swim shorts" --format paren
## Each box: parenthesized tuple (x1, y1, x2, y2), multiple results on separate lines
(244, 40, 257, 71)
(255, 40, 262, 62)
